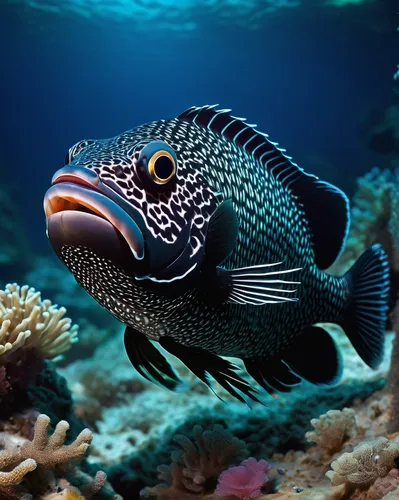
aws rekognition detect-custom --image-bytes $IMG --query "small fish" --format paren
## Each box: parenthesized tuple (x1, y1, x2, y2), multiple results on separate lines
(43, 105, 390, 403)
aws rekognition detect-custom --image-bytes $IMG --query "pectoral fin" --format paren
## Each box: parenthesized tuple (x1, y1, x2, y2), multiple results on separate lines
(205, 198, 239, 267)
(224, 262, 301, 305)
(203, 196, 301, 305)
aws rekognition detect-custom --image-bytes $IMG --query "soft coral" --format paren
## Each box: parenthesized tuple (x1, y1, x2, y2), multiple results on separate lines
(215, 457, 271, 499)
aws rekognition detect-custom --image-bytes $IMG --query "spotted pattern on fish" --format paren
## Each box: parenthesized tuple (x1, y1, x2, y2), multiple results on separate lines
(60, 108, 348, 358)
(48, 104, 390, 401)
(69, 116, 312, 271)
(60, 241, 346, 358)
(73, 133, 216, 249)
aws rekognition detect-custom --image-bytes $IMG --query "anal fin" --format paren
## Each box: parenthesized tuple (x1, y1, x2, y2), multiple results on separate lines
(282, 326, 343, 385)
(124, 327, 181, 390)
(244, 326, 342, 393)
(244, 358, 302, 393)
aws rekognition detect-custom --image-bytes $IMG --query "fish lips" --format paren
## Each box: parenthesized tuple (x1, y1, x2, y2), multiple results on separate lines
(44, 168, 203, 286)
(44, 181, 146, 274)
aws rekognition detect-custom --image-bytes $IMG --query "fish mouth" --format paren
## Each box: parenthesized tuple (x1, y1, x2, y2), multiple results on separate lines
(44, 167, 145, 262)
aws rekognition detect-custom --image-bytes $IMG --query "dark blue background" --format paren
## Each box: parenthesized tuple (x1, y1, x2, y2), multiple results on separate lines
(0, 0, 396, 253)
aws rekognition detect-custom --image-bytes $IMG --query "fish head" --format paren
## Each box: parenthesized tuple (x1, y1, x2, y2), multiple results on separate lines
(44, 129, 218, 292)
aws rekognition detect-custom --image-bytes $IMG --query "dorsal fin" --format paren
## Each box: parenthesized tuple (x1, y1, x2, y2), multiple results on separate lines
(176, 105, 350, 269)
(176, 104, 315, 189)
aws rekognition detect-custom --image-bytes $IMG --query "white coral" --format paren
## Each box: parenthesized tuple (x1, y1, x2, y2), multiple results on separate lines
(326, 437, 399, 488)
(0, 283, 78, 359)
(305, 408, 357, 454)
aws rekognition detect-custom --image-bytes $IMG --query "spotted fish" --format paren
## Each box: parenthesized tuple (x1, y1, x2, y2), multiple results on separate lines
(43, 105, 390, 403)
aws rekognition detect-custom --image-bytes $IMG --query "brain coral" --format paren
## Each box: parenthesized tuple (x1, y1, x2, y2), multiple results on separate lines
(0, 283, 78, 360)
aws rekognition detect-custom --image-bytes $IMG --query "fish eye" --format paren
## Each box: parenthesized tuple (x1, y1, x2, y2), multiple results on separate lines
(148, 151, 176, 185)
(137, 141, 177, 186)
(65, 139, 95, 165)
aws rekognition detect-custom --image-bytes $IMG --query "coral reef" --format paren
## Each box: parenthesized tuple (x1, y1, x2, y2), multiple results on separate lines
(2, 165, 398, 499)
(0, 413, 119, 499)
(305, 408, 357, 454)
(60, 313, 392, 466)
(13, 165, 390, 500)
(326, 436, 399, 488)
(105, 378, 385, 498)
(141, 424, 246, 499)
(0, 283, 80, 419)
(105, 387, 396, 499)
(0, 283, 78, 359)
(56, 290, 393, 498)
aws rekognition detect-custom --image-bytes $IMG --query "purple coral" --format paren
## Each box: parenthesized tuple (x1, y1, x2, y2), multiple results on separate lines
(215, 457, 271, 499)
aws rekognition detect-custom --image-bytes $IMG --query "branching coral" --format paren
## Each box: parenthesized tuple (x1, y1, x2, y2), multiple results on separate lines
(79, 470, 108, 496)
(326, 436, 399, 489)
(19, 414, 92, 465)
(0, 456, 37, 499)
(0, 283, 78, 360)
(141, 424, 246, 499)
(305, 408, 357, 454)
(0, 413, 116, 499)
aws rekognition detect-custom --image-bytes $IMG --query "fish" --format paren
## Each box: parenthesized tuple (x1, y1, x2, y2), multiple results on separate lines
(43, 104, 390, 404)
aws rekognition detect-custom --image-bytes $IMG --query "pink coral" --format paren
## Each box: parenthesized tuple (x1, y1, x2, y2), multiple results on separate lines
(215, 457, 271, 499)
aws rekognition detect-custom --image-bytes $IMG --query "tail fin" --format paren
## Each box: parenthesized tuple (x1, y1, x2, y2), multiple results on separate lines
(340, 243, 390, 369)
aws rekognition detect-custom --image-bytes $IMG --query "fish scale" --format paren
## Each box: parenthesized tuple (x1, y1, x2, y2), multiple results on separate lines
(45, 104, 390, 403)
(63, 118, 334, 349)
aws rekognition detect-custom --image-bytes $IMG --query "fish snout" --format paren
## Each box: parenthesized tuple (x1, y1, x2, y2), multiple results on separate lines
(44, 165, 146, 271)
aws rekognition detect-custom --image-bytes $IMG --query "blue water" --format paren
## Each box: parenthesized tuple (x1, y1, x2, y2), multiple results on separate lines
(0, 0, 396, 253)
(0, 3, 398, 499)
